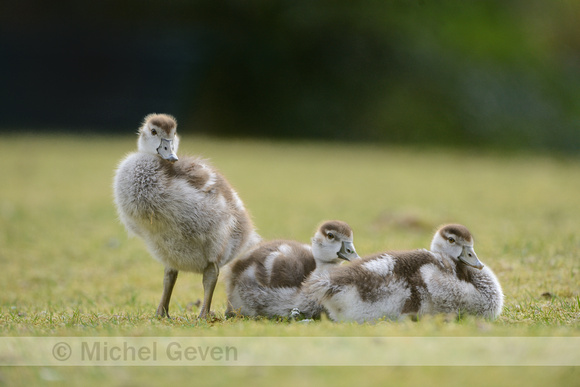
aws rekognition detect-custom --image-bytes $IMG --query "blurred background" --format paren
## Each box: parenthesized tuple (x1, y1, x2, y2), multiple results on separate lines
(1, 0, 579, 152)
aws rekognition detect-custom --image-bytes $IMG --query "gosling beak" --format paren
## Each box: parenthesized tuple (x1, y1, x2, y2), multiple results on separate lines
(157, 138, 178, 162)
(337, 241, 360, 261)
(459, 246, 484, 270)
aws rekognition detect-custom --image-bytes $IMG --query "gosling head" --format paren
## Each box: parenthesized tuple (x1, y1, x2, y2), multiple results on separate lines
(430, 224, 484, 270)
(137, 113, 180, 162)
(311, 220, 360, 264)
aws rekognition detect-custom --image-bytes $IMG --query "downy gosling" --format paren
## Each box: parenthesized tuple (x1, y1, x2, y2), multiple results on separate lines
(225, 220, 359, 319)
(113, 114, 260, 319)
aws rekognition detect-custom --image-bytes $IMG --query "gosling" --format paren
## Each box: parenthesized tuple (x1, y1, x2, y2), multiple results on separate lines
(225, 220, 359, 319)
(113, 113, 260, 319)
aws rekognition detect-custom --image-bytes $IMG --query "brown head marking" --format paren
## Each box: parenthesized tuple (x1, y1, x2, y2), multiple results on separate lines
(143, 113, 177, 136)
(438, 224, 473, 243)
(319, 220, 353, 239)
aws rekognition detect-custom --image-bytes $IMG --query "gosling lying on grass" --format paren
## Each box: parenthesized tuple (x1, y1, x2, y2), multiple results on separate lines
(114, 114, 260, 319)
(225, 221, 360, 319)
(305, 224, 503, 323)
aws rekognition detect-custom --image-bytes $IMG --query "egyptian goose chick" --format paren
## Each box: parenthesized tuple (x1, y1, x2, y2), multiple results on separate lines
(113, 113, 260, 319)
(305, 224, 503, 322)
(225, 220, 359, 319)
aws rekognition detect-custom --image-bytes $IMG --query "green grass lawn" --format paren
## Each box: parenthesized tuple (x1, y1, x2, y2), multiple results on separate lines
(1, 134, 579, 385)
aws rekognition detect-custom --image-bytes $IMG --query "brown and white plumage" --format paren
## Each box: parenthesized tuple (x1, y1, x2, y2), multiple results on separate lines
(305, 224, 503, 322)
(225, 220, 359, 319)
(113, 114, 260, 319)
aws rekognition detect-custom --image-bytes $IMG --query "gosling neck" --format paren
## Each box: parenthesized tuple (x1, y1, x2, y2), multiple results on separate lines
(312, 259, 342, 275)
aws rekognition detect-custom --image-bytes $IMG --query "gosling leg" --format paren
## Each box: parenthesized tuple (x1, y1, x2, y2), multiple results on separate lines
(199, 262, 219, 319)
(156, 267, 178, 318)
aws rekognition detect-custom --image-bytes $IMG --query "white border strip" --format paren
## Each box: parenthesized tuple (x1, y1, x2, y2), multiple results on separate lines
(1, 337, 579, 366)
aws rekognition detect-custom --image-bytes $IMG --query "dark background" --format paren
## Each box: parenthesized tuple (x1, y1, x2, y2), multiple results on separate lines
(1, 0, 579, 152)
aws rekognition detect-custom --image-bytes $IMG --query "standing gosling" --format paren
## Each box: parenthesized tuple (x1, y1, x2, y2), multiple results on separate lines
(225, 221, 359, 319)
(113, 114, 260, 319)
(305, 224, 503, 322)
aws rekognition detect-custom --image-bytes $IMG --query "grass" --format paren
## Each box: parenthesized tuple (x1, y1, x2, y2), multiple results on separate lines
(1, 134, 579, 385)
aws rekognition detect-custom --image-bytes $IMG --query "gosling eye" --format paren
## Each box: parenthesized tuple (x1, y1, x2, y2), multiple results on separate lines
(448, 237, 456, 244)
(151, 129, 157, 136)
(327, 233, 335, 240)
